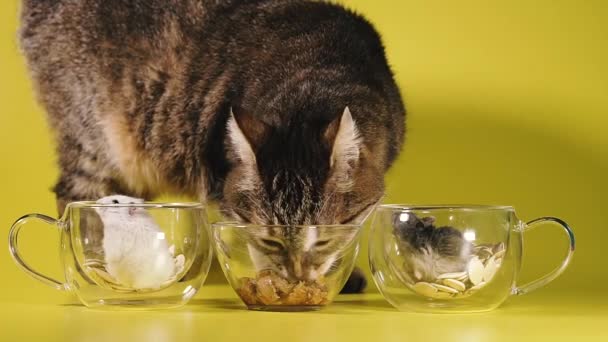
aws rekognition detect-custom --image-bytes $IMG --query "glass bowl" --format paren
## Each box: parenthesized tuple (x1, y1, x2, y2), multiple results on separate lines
(211, 222, 362, 311)
(369, 205, 574, 313)
(9, 202, 213, 309)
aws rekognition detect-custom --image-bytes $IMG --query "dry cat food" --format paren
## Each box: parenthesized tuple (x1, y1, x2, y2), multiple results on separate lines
(412, 243, 505, 299)
(237, 270, 329, 306)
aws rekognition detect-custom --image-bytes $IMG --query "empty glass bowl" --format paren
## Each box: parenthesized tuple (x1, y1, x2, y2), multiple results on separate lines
(212, 222, 362, 311)
(369, 205, 574, 313)
(9, 202, 213, 309)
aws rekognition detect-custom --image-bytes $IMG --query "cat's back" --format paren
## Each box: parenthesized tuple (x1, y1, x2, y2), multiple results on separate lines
(18, 0, 215, 174)
(19, 0, 211, 67)
(19, 0, 405, 203)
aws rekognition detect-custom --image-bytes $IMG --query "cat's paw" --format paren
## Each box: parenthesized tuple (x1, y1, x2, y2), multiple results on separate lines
(340, 267, 367, 294)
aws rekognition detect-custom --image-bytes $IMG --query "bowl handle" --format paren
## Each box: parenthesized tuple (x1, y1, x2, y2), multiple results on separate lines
(512, 217, 575, 295)
(8, 214, 68, 291)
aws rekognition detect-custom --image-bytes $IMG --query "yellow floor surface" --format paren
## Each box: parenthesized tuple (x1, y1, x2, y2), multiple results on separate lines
(2, 0, 607, 341)
(1, 285, 606, 341)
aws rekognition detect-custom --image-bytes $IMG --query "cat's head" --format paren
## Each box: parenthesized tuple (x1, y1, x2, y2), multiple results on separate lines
(221, 106, 383, 226)
(220, 106, 381, 279)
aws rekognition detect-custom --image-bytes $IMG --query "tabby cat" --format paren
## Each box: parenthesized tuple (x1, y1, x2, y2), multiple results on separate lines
(19, 0, 406, 292)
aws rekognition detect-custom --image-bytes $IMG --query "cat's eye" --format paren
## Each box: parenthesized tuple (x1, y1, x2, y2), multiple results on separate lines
(315, 240, 330, 248)
(259, 238, 284, 250)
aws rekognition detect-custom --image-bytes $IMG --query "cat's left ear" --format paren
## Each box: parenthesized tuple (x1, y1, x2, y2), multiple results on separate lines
(325, 106, 362, 169)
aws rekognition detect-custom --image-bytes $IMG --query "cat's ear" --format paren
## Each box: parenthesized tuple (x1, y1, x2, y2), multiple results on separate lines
(325, 107, 362, 191)
(226, 108, 270, 166)
(325, 106, 362, 169)
(226, 108, 270, 192)
(227, 109, 255, 166)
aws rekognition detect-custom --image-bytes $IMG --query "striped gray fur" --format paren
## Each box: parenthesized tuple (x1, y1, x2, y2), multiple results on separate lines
(19, 0, 406, 292)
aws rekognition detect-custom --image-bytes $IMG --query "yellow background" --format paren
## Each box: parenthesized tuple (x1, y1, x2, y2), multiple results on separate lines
(1, 0, 607, 340)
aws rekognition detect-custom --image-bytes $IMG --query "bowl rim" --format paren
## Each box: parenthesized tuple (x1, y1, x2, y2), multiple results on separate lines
(66, 201, 205, 209)
(210, 221, 362, 229)
(377, 204, 515, 211)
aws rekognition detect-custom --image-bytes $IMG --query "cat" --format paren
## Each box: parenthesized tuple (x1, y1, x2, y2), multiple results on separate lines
(19, 0, 406, 292)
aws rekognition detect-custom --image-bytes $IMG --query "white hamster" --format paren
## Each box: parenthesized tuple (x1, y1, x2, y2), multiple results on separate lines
(95, 195, 176, 289)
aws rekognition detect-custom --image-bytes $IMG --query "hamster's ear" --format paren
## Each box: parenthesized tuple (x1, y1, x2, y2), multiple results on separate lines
(95, 195, 144, 204)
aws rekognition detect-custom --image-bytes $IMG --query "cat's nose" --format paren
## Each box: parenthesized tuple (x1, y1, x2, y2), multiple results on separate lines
(290, 255, 304, 279)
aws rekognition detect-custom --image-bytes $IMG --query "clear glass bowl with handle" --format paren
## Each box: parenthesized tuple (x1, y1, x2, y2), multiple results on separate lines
(212, 222, 362, 311)
(369, 205, 575, 313)
(9, 201, 213, 309)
